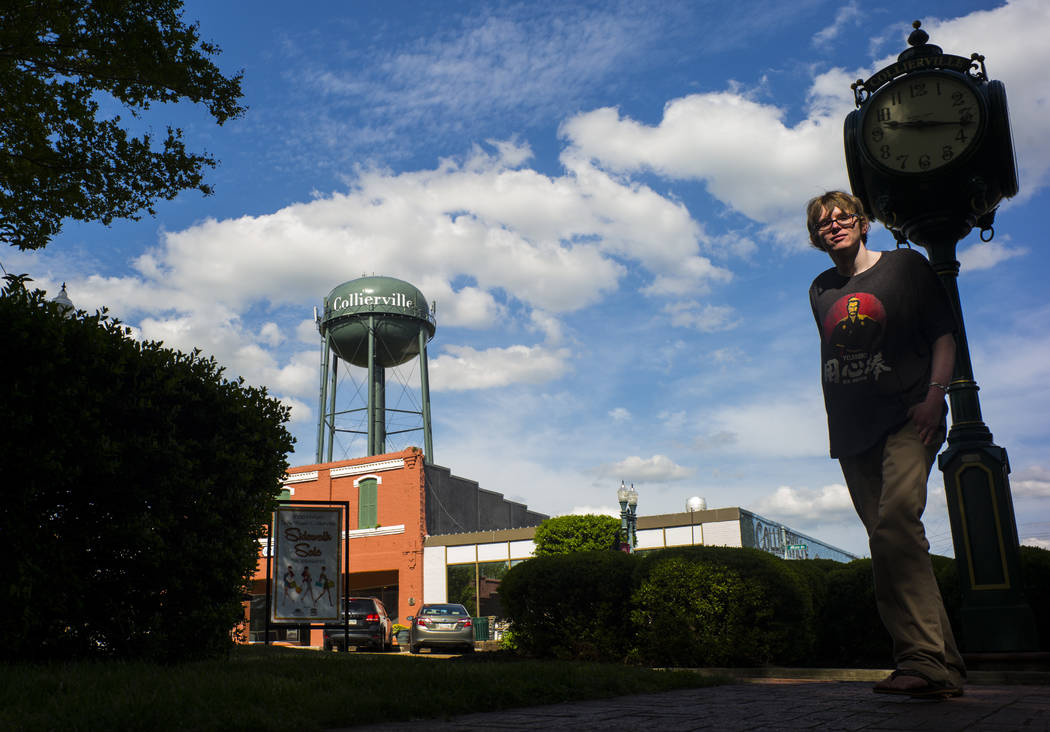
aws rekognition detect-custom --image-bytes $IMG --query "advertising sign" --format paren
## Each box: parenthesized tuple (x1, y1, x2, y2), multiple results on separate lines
(271, 506, 342, 623)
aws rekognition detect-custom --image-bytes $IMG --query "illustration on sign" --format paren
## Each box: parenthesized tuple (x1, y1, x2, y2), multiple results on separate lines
(271, 506, 342, 623)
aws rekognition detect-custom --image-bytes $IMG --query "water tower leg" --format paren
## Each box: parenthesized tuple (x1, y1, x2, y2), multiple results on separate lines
(373, 365, 386, 455)
(367, 315, 375, 453)
(419, 329, 434, 464)
(316, 336, 331, 463)
(326, 348, 338, 463)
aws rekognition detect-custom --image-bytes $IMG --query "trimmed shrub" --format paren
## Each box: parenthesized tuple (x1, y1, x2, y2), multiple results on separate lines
(1019, 546, 1050, 650)
(499, 550, 635, 661)
(631, 546, 815, 667)
(0, 282, 294, 662)
(630, 557, 770, 666)
(813, 558, 890, 667)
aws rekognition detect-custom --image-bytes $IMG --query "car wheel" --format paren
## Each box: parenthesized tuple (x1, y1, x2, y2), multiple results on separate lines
(463, 644, 475, 653)
(410, 644, 420, 654)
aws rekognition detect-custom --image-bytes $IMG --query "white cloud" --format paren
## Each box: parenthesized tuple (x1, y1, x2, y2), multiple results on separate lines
(664, 301, 738, 332)
(298, 5, 665, 144)
(811, 1, 862, 46)
(429, 343, 571, 391)
(1022, 537, 1050, 550)
(608, 407, 631, 423)
(922, 0, 1050, 196)
(567, 505, 621, 519)
(64, 141, 739, 406)
(754, 483, 855, 521)
(559, 93, 847, 245)
(958, 239, 1027, 272)
(593, 454, 694, 483)
(259, 322, 283, 347)
(1011, 466, 1050, 498)
(555, 0, 1050, 253)
(693, 391, 830, 459)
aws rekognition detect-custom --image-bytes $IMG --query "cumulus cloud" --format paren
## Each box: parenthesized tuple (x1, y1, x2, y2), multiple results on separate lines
(1011, 466, 1050, 498)
(958, 239, 1027, 272)
(63, 141, 738, 408)
(811, 1, 862, 46)
(754, 483, 855, 521)
(664, 301, 738, 332)
(692, 391, 830, 459)
(608, 407, 631, 422)
(429, 343, 571, 391)
(593, 454, 694, 483)
(555, 0, 1050, 250)
(559, 93, 847, 245)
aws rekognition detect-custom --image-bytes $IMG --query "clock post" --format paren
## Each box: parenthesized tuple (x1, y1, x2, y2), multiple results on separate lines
(844, 22, 1038, 655)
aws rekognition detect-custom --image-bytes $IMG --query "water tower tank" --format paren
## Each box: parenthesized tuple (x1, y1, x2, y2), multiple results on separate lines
(321, 276, 435, 367)
(316, 276, 436, 462)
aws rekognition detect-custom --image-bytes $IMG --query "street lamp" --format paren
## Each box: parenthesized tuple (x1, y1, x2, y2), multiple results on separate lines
(617, 481, 639, 552)
(686, 496, 706, 545)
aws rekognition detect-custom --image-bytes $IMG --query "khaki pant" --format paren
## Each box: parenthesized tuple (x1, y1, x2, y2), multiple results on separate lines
(839, 420, 966, 684)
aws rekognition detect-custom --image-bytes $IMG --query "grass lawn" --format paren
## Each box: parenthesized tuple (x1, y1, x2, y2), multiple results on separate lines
(0, 645, 730, 731)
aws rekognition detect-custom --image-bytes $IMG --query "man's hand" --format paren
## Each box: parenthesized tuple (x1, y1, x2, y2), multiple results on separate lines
(908, 391, 946, 445)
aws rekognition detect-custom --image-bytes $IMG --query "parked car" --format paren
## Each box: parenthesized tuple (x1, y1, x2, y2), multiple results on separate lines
(322, 597, 393, 652)
(408, 603, 475, 654)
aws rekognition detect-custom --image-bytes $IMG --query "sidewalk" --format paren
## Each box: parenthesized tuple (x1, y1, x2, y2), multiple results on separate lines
(344, 670, 1050, 731)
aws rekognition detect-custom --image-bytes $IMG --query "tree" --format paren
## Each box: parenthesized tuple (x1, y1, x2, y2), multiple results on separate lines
(0, 279, 294, 662)
(532, 514, 621, 556)
(0, 0, 245, 251)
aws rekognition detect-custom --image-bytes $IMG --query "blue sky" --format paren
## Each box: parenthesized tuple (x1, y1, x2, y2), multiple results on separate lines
(8, 0, 1050, 557)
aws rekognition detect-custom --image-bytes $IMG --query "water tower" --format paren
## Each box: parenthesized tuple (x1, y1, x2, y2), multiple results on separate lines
(316, 276, 436, 463)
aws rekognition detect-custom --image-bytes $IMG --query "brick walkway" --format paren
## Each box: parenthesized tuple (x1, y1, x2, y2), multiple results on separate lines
(344, 678, 1050, 731)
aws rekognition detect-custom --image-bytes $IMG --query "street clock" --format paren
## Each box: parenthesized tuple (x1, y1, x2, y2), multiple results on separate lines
(844, 22, 1017, 247)
(860, 71, 983, 175)
(843, 21, 1037, 654)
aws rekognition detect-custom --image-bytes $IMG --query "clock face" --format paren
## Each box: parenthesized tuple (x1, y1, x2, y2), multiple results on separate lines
(861, 72, 983, 175)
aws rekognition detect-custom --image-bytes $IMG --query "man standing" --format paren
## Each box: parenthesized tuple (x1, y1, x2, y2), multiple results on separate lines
(807, 190, 966, 698)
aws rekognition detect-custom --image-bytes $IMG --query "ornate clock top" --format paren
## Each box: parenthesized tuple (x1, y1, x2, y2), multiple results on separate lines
(898, 20, 943, 62)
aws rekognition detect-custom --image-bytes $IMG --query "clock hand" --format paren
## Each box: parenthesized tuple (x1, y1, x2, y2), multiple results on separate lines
(883, 119, 975, 129)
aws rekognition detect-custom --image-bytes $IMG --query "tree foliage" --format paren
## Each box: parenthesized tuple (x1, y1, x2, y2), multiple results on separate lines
(532, 514, 621, 556)
(0, 279, 294, 662)
(0, 0, 245, 250)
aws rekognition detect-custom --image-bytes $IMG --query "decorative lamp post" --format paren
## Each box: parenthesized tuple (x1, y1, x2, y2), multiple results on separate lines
(687, 496, 706, 545)
(843, 21, 1037, 652)
(51, 282, 75, 318)
(617, 481, 639, 552)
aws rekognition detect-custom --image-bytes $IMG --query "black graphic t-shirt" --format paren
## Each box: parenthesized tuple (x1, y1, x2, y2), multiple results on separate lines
(809, 248, 957, 458)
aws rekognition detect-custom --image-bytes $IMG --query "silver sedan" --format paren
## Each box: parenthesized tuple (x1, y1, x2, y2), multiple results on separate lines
(408, 603, 475, 654)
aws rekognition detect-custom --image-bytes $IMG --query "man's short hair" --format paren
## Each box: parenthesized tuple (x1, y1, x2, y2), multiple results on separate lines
(805, 191, 869, 250)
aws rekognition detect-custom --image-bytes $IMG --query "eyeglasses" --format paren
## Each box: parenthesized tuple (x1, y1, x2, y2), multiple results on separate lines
(814, 213, 858, 233)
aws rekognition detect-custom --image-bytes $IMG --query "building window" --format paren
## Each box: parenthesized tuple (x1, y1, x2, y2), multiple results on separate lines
(445, 560, 511, 618)
(446, 564, 476, 615)
(358, 478, 378, 528)
(477, 561, 510, 617)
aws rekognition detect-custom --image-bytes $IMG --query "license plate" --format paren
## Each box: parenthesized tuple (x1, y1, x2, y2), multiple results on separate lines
(439, 623, 454, 630)
(347, 619, 360, 626)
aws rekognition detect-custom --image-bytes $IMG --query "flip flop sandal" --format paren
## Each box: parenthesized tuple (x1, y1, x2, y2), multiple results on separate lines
(873, 669, 964, 699)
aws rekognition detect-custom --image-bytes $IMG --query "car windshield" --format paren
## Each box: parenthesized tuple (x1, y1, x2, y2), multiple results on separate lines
(421, 604, 469, 617)
(346, 599, 377, 613)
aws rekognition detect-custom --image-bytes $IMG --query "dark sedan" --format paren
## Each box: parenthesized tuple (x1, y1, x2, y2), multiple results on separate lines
(322, 597, 392, 652)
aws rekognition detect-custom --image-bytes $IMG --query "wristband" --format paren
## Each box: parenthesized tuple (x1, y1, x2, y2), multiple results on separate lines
(929, 382, 949, 394)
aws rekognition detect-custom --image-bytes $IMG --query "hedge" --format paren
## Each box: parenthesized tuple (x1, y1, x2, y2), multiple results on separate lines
(1, 281, 295, 662)
(499, 544, 1050, 667)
